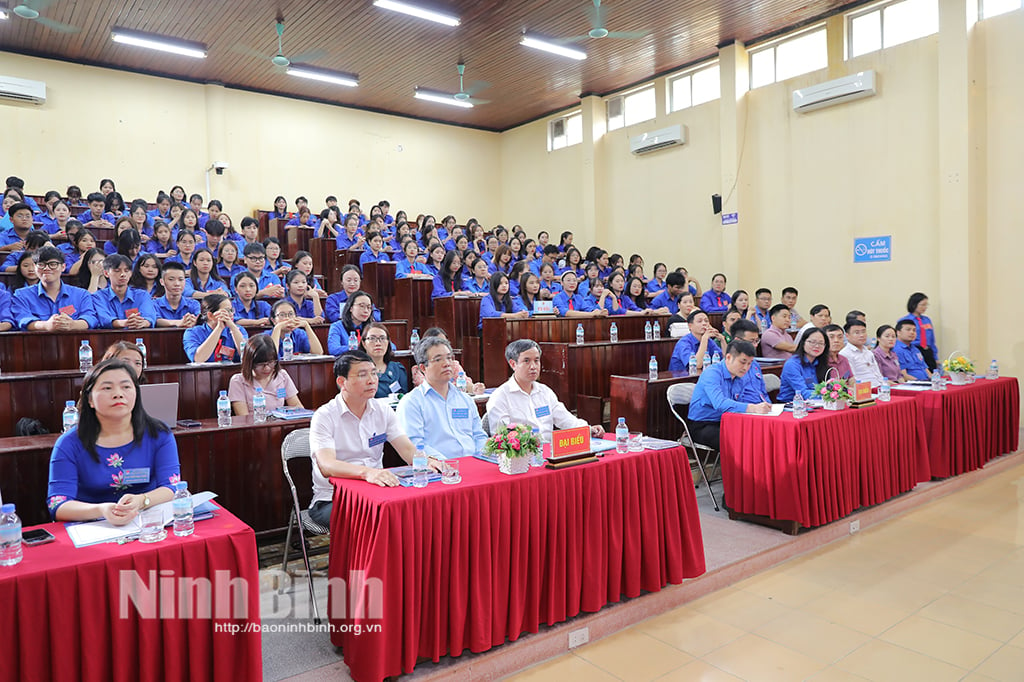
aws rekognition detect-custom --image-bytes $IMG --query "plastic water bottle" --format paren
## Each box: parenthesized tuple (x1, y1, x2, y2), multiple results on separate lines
(455, 371, 467, 392)
(988, 359, 999, 380)
(759, 316, 768, 333)
(610, 322, 618, 343)
(0, 504, 22, 567)
(347, 331, 358, 352)
(878, 378, 891, 402)
(931, 370, 942, 392)
(788, 314, 798, 332)
(412, 447, 429, 488)
(869, 337, 877, 350)
(703, 351, 711, 369)
(652, 320, 661, 339)
(688, 354, 698, 375)
(253, 387, 267, 423)
(62, 400, 78, 433)
(793, 391, 807, 419)
(648, 355, 658, 381)
(135, 337, 147, 368)
(939, 370, 948, 391)
(615, 417, 629, 453)
(410, 328, 420, 347)
(711, 351, 722, 365)
(282, 333, 294, 361)
(530, 427, 544, 467)
(79, 340, 93, 373)
(172, 481, 194, 537)
(644, 321, 652, 340)
(217, 390, 231, 427)
(576, 323, 584, 345)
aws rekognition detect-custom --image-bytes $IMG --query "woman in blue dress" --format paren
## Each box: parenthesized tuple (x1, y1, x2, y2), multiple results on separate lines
(778, 327, 830, 402)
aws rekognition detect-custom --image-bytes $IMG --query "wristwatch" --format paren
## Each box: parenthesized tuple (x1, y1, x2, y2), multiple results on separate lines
(142, 495, 151, 510)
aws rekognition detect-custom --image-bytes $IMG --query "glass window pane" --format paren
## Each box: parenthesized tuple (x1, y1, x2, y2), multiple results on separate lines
(670, 75, 691, 112)
(982, 0, 1020, 18)
(566, 113, 583, 146)
(776, 29, 828, 81)
(624, 87, 656, 126)
(850, 11, 882, 57)
(691, 65, 720, 105)
(750, 48, 776, 88)
(884, 0, 938, 48)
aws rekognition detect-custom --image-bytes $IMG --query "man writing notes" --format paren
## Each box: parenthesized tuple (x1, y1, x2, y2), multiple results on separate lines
(686, 340, 772, 450)
(397, 336, 488, 459)
(486, 339, 605, 439)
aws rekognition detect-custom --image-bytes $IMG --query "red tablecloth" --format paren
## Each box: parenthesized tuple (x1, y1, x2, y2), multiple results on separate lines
(328, 445, 706, 682)
(721, 397, 930, 529)
(0, 506, 262, 682)
(891, 377, 1019, 478)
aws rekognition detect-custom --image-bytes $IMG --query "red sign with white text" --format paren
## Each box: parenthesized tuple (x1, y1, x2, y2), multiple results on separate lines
(552, 426, 590, 457)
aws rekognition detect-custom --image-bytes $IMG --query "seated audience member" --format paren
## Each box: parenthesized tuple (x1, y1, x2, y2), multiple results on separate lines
(231, 271, 272, 327)
(146, 220, 177, 259)
(699, 273, 732, 313)
(730, 289, 750, 319)
(93, 254, 157, 329)
(781, 287, 806, 327)
(395, 239, 426, 279)
(101, 341, 146, 382)
(479, 273, 528, 329)
(839, 319, 885, 386)
(845, 309, 866, 325)
(359, 322, 408, 398)
(154, 262, 200, 328)
(291, 250, 327, 298)
(335, 212, 363, 249)
(0, 202, 35, 254)
(183, 293, 248, 363)
(874, 324, 912, 383)
(529, 245, 560, 277)
(360, 231, 390, 270)
(327, 291, 376, 355)
(823, 324, 854, 379)
(282, 269, 324, 323)
(646, 262, 668, 298)
(267, 299, 324, 357)
(795, 304, 832, 343)
(2, 229, 50, 273)
(270, 195, 290, 221)
(12, 246, 98, 330)
(778, 327, 829, 402)
(263, 237, 290, 278)
(552, 270, 601, 317)
(186, 248, 229, 300)
(410, 327, 484, 393)
(486, 339, 605, 438)
(10, 252, 40, 291)
(750, 288, 772, 330)
(605, 270, 646, 314)
(46, 359, 179, 524)
(651, 271, 687, 314)
(536, 262, 562, 300)
(728, 319, 769, 402)
(686, 340, 772, 449)
(720, 308, 743, 344)
(129, 253, 161, 296)
(102, 218, 132, 256)
(216, 240, 244, 281)
(463, 256, 491, 295)
(77, 193, 114, 233)
(72, 248, 108, 293)
(669, 310, 724, 372)
(432, 250, 466, 299)
(760, 304, 798, 360)
(4, 176, 40, 213)
(228, 334, 303, 416)
(241, 243, 285, 299)
(626, 276, 652, 312)
(308, 351, 441, 526)
(677, 266, 702, 297)
(898, 292, 938, 371)
(0, 284, 12, 331)
(516, 271, 544, 315)
(166, 228, 198, 268)
(893, 319, 931, 380)
(325, 265, 382, 323)
(398, 336, 487, 458)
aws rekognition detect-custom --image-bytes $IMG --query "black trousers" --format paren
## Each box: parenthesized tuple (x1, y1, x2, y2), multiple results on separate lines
(920, 346, 937, 371)
(687, 420, 722, 451)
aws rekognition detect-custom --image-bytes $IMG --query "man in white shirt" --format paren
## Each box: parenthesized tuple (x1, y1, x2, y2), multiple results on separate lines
(795, 304, 832, 344)
(486, 339, 605, 438)
(839, 319, 885, 387)
(307, 350, 436, 527)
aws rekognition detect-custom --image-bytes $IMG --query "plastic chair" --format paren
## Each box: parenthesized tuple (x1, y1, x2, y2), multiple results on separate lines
(666, 382, 720, 511)
(763, 373, 781, 394)
(280, 428, 329, 623)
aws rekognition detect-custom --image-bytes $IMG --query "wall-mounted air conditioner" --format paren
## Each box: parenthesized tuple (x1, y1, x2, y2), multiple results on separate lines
(0, 76, 46, 105)
(629, 124, 686, 155)
(792, 71, 875, 114)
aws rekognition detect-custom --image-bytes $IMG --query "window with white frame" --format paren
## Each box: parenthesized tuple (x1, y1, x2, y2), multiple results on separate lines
(981, 0, 1021, 18)
(750, 26, 828, 89)
(607, 85, 656, 131)
(547, 111, 583, 151)
(847, 0, 939, 59)
(668, 62, 721, 113)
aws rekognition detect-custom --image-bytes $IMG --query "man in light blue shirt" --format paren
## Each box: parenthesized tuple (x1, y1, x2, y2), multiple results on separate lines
(396, 336, 487, 459)
(687, 339, 772, 449)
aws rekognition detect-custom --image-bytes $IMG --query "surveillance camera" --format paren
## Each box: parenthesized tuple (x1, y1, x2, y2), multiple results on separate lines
(212, 162, 229, 175)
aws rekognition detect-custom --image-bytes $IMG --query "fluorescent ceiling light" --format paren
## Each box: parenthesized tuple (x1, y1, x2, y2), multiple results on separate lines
(521, 35, 587, 61)
(111, 29, 207, 59)
(414, 89, 473, 108)
(287, 65, 358, 88)
(373, 0, 459, 27)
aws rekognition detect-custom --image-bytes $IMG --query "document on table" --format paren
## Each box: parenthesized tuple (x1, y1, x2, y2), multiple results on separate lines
(65, 491, 218, 548)
(893, 384, 933, 391)
(749, 404, 786, 417)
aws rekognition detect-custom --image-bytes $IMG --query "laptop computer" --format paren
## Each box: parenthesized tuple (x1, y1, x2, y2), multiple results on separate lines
(139, 382, 180, 429)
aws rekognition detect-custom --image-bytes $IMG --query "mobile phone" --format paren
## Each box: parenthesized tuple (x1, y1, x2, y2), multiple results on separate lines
(177, 419, 202, 428)
(22, 528, 56, 546)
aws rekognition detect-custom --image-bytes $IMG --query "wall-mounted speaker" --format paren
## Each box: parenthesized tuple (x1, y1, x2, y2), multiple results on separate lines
(711, 194, 722, 215)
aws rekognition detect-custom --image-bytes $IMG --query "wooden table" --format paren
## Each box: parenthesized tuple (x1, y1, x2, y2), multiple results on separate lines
(393, 276, 435, 335)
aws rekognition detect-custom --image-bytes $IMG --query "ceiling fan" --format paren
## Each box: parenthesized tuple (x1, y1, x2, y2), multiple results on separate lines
(233, 18, 326, 72)
(453, 63, 491, 105)
(562, 0, 649, 42)
(10, 0, 80, 33)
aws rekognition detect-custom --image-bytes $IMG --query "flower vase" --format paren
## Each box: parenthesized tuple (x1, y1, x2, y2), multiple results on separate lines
(823, 399, 847, 411)
(950, 371, 969, 385)
(498, 454, 531, 475)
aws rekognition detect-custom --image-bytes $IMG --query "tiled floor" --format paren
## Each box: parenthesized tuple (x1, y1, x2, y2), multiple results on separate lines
(509, 460, 1024, 682)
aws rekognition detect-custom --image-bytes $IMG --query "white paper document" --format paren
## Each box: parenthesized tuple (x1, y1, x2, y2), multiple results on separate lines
(65, 491, 218, 548)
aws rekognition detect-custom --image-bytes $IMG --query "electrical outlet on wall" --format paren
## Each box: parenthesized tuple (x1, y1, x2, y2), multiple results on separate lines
(850, 519, 860, 534)
(568, 627, 589, 648)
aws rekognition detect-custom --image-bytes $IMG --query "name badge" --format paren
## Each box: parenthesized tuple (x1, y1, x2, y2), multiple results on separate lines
(390, 381, 402, 393)
(451, 407, 469, 419)
(122, 468, 150, 485)
(276, 387, 287, 399)
(368, 432, 387, 448)
(59, 305, 76, 316)
(220, 345, 236, 360)
(125, 308, 140, 317)
(535, 405, 551, 418)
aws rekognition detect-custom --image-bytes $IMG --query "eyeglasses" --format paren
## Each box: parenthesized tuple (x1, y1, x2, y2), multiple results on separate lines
(365, 335, 389, 343)
(428, 353, 454, 365)
(274, 312, 296, 320)
(246, 255, 266, 261)
(353, 303, 373, 310)
(805, 340, 826, 348)
(37, 261, 64, 271)
(255, 361, 277, 370)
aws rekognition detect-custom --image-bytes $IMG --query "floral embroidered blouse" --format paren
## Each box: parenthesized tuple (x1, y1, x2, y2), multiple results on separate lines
(46, 427, 181, 519)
